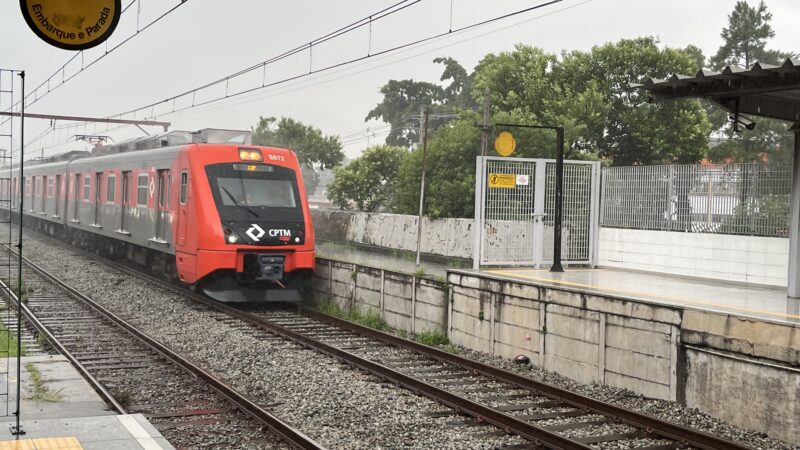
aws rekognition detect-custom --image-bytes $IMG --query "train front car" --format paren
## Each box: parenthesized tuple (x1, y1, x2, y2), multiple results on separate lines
(179, 144, 315, 302)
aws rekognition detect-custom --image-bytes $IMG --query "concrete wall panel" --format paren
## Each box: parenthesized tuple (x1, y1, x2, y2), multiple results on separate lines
(312, 259, 799, 443)
(685, 348, 800, 444)
(599, 227, 789, 287)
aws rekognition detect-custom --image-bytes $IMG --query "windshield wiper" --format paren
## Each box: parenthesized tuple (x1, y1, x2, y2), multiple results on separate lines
(221, 186, 259, 218)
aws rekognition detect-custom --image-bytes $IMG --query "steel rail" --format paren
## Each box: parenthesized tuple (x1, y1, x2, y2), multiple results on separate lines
(0, 278, 128, 414)
(20, 231, 751, 449)
(22, 233, 590, 449)
(187, 293, 592, 450)
(303, 309, 750, 450)
(8, 248, 325, 450)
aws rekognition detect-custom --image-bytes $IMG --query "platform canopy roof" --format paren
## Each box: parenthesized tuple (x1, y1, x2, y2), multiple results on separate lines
(636, 58, 800, 124)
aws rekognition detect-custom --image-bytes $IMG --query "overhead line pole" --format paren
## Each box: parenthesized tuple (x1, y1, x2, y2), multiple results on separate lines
(415, 107, 430, 268)
(480, 88, 491, 156)
(12, 70, 25, 438)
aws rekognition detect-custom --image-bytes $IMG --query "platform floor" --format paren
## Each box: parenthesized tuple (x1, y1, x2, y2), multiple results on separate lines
(0, 356, 172, 449)
(0, 415, 173, 450)
(317, 243, 800, 324)
(482, 267, 800, 324)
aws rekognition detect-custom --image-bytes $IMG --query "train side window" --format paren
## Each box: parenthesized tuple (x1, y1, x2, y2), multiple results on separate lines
(31, 177, 37, 211)
(107, 175, 116, 203)
(180, 171, 188, 205)
(40, 176, 47, 213)
(83, 176, 91, 201)
(47, 177, 54, 197)
(137, 174, 148, 206)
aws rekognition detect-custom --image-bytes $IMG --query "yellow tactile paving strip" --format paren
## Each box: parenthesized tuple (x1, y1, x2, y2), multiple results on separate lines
(0, 437, 82, 450)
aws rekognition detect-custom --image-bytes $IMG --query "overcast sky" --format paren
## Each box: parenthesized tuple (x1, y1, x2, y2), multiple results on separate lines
(1, 0, 798, 160)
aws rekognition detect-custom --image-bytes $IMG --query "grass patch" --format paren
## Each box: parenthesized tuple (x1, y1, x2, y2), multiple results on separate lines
(415, 329, 450, 347)
(25, 362, 63, 402)
(10, 280, 29, 304)
(413, 266, 426, 277)
(316, 299, 390, 332)
(0, 321, 25, 357)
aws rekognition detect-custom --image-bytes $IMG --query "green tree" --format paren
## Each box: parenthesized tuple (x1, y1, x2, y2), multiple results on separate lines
(709, 1, 785, 69)
(392, 116, 481, 218)
(705, 1, 796, 163)
(326, 145, 408, 211)
(365, 58, 475, 147)
(251, 116, 345, 194)
(472, 39, 710, 166)
(389, 39, 712, 218)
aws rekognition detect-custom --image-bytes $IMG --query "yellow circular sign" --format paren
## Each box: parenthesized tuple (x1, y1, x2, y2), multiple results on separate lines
(20, 0, 121, 50)
(494, 131, 517, 157)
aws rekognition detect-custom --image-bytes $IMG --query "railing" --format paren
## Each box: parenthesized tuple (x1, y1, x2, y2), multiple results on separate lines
(601, 163, 792, 238)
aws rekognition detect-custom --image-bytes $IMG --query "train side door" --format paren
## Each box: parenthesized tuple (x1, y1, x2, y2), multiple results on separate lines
(120, 171, 130, 232)
(155, 169, 169, 242)
(93, 172, 102, 226)
(177, 171, 188, 247)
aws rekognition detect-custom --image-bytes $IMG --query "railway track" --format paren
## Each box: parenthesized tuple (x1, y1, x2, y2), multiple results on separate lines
(22, 232, 753, 450)
(0, 248, 323, 450)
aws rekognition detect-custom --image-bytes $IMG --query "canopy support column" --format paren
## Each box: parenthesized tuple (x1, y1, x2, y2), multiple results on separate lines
(788, 124, 800, 298)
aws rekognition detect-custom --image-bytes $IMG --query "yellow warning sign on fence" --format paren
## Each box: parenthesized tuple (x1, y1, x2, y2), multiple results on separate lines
(488, 173, 515, 188)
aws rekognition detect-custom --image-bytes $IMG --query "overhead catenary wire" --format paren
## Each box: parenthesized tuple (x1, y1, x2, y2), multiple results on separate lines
(126, 0, 562, 121)
(140, 0, 594, 123)
(24, 0, 585, 158)
(3, 0, 191, 115)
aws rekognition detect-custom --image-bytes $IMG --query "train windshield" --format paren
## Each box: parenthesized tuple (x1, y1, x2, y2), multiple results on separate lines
(206, 163, 302, 221)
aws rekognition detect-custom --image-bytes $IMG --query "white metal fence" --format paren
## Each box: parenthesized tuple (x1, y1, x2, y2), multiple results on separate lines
(474, 157, 600, 268)
(601, 163, 792, 238)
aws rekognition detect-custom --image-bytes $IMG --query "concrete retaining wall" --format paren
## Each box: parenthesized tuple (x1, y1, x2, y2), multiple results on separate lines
(312, 209, 473, 259)
(599, 227, 789, 287)
(448, 273, 681, 400)
(312, 258, 448, 335)
(311, 258, 800, 443)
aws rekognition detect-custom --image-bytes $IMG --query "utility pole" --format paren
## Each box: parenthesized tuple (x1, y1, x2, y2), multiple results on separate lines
(480, 87, 491, 156)
(415, 107, 430, 268)
(13, 70, 25, 438)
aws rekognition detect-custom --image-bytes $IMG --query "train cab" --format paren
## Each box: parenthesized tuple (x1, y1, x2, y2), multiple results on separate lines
(176, 143, 315, 302)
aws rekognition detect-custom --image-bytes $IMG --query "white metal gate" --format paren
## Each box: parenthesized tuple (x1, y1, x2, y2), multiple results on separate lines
(473, 156, 600, 268)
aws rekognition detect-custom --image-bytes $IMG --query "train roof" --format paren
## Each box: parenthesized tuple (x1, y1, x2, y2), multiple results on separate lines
(11, 128, 254, 169)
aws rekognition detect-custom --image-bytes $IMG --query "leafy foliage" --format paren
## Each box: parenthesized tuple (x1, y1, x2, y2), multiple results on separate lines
(365, 58, 476, 147)
(709, 1, 786, 69)
(705, 1, 796, 163)
(326, 145, 408, 211)
(251, 116, 345, 194)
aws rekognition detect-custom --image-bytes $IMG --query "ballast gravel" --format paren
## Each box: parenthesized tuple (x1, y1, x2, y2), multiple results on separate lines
(20, 233, 799, 449)
(21, 234, 526, 450)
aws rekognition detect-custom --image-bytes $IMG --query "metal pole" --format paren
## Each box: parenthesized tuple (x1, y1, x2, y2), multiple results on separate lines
(480, 88, 491, 157)
(13, 70, 25, 437)
(787, 124, 800, 297)
(551, 127, 564, 272)
(415, 108, 430, 267)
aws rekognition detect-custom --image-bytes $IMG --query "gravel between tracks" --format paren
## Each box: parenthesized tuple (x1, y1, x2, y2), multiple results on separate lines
(22, 234, 526, 450)
(21, 233, 798, 449)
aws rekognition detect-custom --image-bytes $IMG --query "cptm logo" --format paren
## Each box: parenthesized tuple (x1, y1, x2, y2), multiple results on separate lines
(269, 229, 291, 242)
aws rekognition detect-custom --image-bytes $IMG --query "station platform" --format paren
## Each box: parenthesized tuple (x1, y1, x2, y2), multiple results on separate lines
(483, 266, 800, 325)
(0, 356, 172, 450)
(317, 242, 800, 324)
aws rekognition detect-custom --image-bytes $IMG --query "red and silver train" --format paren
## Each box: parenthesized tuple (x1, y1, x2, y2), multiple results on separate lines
(2, 129, 315, 302)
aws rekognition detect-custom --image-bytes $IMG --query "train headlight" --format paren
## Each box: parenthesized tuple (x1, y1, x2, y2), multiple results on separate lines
(238, 148, 263, 161)
(228, 234, 238, 243)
